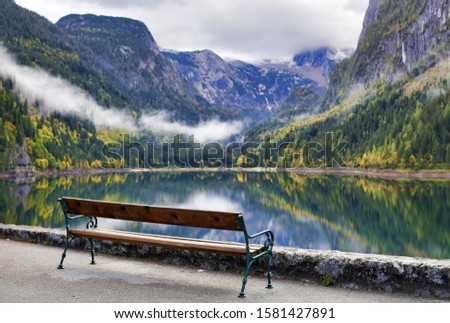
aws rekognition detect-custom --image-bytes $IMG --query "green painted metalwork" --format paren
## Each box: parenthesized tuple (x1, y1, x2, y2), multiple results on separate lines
(89, 238, 96, 265)
(237, 215, 274, 298)
(57, 198, 98, 269)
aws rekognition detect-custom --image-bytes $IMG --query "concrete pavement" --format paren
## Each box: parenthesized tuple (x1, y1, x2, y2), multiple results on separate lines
(0, 239, 441, 303)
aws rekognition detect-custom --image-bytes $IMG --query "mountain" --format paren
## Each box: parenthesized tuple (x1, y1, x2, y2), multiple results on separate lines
(162, 49, 322, 120)
(0, 2, 239, 172)
(0, 0, 132, 171)
(57, 15, 330, 124)
(245, 0, 450, 170)
(56, 14, 232, 123)
(325, 0, 450, 107)
(292, 47, 353, 86)
(1, 0, 448, 172)
(0, 0, 130, 110)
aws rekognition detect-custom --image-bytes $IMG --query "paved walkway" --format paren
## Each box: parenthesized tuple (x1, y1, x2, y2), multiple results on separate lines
(0, 239, 437, 303)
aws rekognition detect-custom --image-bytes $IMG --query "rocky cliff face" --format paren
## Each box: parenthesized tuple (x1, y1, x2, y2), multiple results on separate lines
(400, 0, 450, 71)
(325, 0, 450, 107)
(163, 49, 322, 118)
(57, 14, 213, 122)
(358, 0, 385, 46)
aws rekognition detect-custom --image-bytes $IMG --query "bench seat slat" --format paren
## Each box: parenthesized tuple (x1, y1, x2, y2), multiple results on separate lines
(69, 228, 265, 256)
(96, 228, 261, 248)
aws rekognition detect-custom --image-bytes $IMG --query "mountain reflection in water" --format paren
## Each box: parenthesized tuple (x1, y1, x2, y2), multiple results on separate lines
(0, 171, 448, 259)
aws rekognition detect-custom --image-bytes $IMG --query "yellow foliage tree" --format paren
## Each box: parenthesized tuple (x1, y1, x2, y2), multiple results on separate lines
(35, 158, 49, 170)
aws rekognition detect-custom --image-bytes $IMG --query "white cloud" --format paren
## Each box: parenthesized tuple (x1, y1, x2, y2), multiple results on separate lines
(345, 0, 370, 14)
(139, 112, 243, 143)
(0, 44, 135, 129)
(0, 45, 242, 141)
(15, 0, 369, 62)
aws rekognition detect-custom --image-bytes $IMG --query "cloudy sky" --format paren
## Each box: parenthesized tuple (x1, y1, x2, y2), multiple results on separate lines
(15, 0, 369, 62)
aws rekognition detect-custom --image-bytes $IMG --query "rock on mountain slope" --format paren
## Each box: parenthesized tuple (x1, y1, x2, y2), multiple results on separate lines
(325, 0, 450, 107)
(163, 49, 324, 119)
(57, 14, 224, 123)
(292, 47, 353, 86)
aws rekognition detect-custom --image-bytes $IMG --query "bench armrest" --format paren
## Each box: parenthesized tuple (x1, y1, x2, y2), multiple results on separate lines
(58, 198, 97, 229)
(246, 229, 274, 254)
(247, 229, 274, 243)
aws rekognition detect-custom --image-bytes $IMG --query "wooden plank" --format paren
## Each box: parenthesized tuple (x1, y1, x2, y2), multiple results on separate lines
(98, 229, 263, 250)
(69, 229, 265, 256)
(62, 197, 242, 231)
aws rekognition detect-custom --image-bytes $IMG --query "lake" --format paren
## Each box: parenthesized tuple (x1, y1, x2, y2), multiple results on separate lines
(0, 171, 448, 259)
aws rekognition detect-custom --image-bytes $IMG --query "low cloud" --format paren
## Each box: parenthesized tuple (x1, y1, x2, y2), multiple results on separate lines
(293, 112, 317, 121)
(0, 45, 242, 142)
(0, 45, 135, 129)
(139, 112, 243, 142)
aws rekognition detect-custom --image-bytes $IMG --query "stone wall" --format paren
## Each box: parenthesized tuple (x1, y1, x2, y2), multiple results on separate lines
(1, 224, 448, 299)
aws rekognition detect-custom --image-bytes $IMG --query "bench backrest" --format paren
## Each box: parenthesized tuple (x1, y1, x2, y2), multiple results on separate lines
(60, 197, 243, 231)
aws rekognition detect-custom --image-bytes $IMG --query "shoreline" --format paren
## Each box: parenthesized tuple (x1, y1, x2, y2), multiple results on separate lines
(1, 166, 449, 180)
(288, 167, 450, 180)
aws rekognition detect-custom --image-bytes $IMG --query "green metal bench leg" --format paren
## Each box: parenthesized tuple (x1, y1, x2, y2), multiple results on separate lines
(89, 238, 96, 265)
(238, 258, 254, 298)
(266, 253, 273, 289)
(57, 237, 71, 269)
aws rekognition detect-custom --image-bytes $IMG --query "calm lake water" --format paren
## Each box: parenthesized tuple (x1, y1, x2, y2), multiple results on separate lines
(0, 171, 448, 259)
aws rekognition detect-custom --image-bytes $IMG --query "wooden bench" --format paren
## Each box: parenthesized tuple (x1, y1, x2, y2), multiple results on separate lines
(57, 197, 274, 297)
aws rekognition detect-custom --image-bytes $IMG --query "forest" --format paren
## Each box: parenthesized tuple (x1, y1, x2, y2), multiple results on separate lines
(1, 74, 449, 171)
(0, 77, 106, 171)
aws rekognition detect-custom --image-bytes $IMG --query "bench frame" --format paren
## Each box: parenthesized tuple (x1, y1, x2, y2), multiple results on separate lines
(57, 197, 274, 297)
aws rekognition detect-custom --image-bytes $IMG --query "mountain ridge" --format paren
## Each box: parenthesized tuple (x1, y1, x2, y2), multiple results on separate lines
(162, 48, 324, 121)
(56, 14, 223, 124)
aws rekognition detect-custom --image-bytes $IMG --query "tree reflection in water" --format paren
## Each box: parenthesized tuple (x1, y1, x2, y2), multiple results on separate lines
(0, 171, 448, 259)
